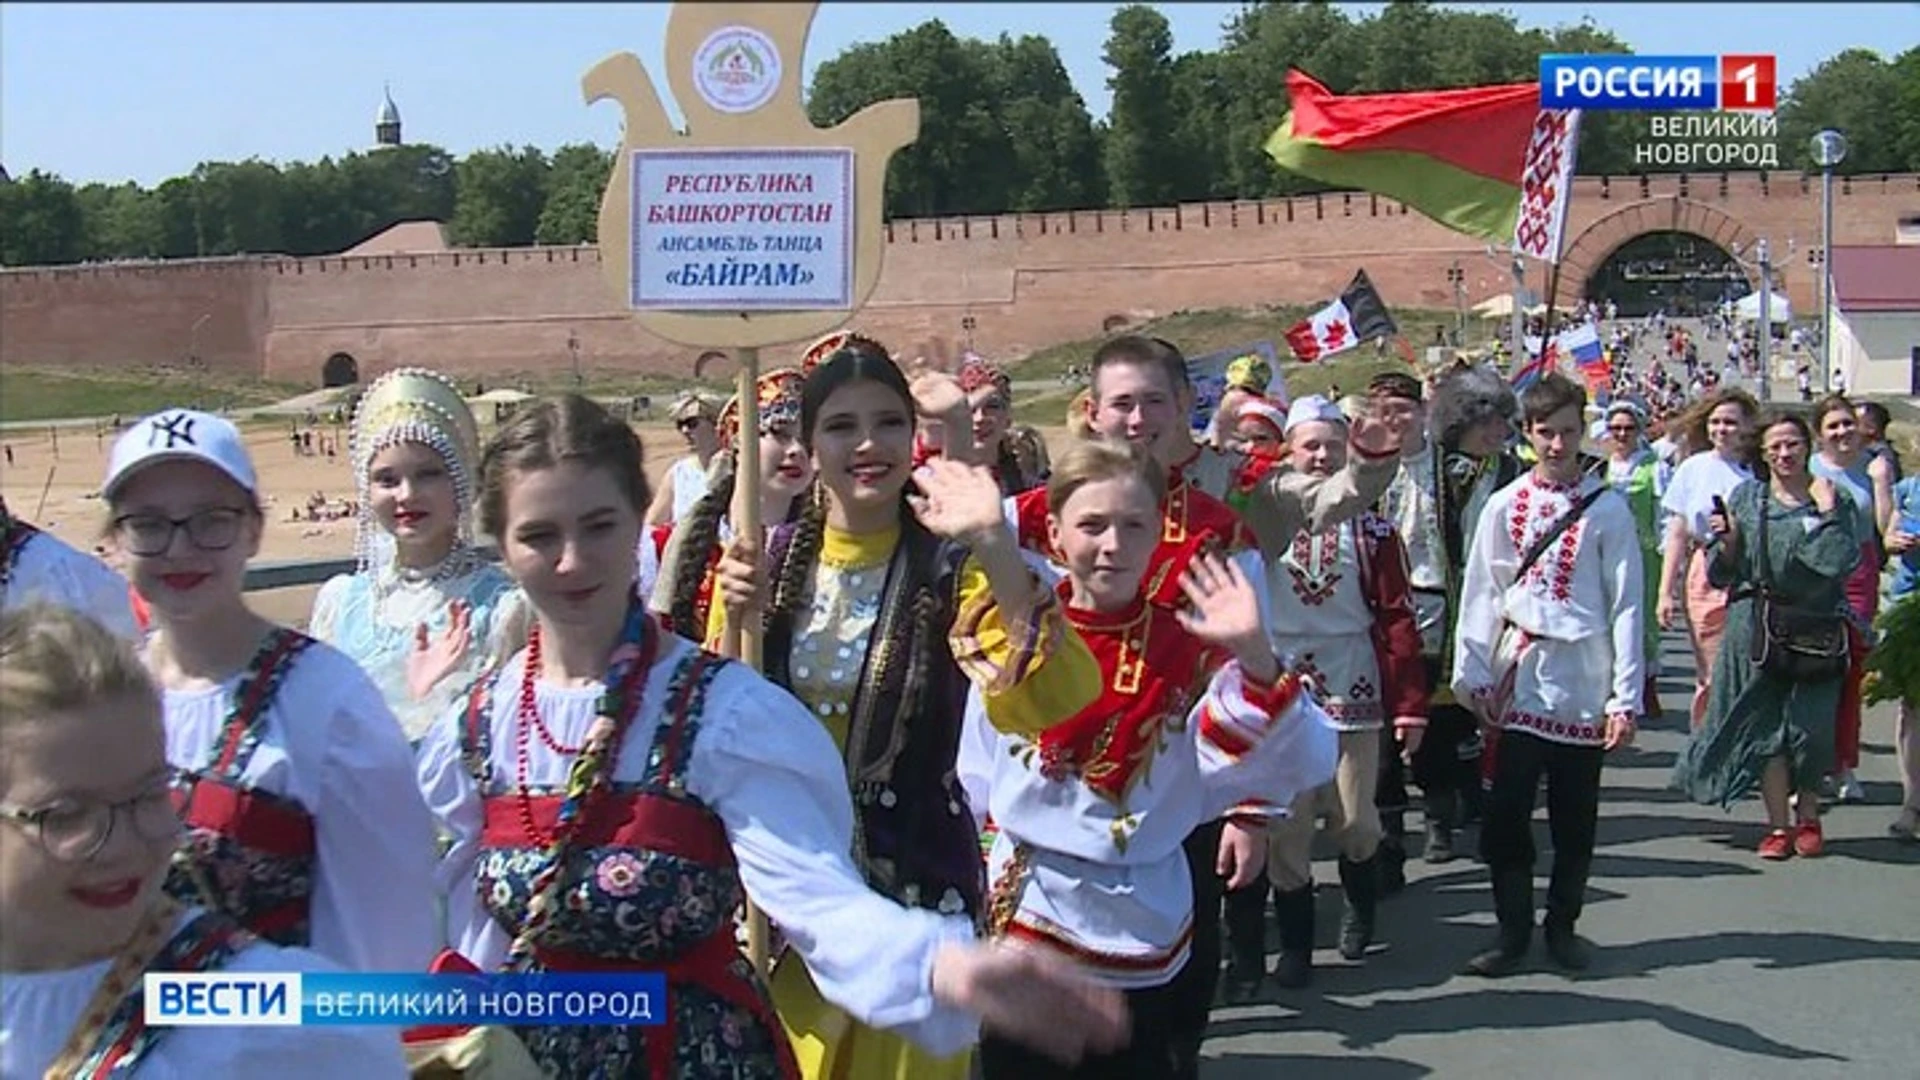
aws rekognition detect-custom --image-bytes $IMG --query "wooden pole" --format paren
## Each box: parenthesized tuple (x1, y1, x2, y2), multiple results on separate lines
(724, 346, 773, 979)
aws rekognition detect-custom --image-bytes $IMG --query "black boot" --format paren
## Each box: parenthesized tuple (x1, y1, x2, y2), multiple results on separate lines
(1424, 789, 1458, 864)
(1543, 917, 1593, 972)
(1464, 869, 1533, 977)
(1220, 880, 1269, 1003)
(1271, 884, 1316, 989)
(1377, 813, 1408, 896)
(1337, 855, 1380, 962)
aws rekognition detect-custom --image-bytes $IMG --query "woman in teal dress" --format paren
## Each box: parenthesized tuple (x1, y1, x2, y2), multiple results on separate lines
(1598, 401, 1670, 716)
(1675, 413, 1860, 860)
(310, 368, 519, 745)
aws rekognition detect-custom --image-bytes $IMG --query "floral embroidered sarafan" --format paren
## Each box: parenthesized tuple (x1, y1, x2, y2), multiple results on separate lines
(458, 629, 797, 1079)
(166, 630, 317, 945)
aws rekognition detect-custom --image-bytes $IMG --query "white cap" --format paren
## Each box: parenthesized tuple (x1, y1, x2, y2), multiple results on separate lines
(1235, 397, 1288, 438)
(1284, 394, 1347, 436)
(104, 409, 258, 501)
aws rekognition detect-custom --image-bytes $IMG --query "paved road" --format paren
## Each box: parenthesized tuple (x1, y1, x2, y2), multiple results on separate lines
(1200, 631, 1920, 1079)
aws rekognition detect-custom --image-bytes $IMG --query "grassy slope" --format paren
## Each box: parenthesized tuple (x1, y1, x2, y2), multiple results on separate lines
(1006, 304, 1462, 427)
(0, 369, 304, 424)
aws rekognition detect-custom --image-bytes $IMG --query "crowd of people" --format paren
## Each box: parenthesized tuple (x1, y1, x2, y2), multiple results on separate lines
(0, 326, 1914, 1079)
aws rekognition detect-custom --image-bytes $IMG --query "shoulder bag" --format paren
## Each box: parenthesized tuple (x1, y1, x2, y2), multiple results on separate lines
(1747, 492, 1849, 682)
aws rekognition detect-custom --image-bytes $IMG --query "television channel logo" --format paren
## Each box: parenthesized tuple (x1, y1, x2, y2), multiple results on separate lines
(1540, 55, 1776, 111)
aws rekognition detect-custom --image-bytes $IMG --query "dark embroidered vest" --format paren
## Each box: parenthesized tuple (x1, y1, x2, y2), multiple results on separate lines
(763, 520, 986, 920)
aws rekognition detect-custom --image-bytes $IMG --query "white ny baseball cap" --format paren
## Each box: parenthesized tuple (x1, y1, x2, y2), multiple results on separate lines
(104, 409, 258, 501)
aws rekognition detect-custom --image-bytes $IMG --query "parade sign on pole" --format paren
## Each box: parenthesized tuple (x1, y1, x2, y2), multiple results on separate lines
(582, 1, 919, 979)
(629, 148, 855, 310)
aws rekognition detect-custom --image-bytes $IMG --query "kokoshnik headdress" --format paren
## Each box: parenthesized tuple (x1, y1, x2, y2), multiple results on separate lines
(799, 330, 891, 377)
(717, 368, 804, 451)
(348, 367, 482, 575)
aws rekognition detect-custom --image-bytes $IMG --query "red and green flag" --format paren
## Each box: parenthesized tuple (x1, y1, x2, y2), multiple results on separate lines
(1265, 70, 1575, 251)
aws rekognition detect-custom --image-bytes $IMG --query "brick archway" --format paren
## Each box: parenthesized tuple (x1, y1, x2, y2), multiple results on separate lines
(1558, 197, 1760, 301)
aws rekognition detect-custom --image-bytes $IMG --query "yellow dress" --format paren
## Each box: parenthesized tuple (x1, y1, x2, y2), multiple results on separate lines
(770, 524, 1099, 1080)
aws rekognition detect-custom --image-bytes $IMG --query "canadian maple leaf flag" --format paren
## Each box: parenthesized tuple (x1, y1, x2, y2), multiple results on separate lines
(1285, 270, 1398, 363)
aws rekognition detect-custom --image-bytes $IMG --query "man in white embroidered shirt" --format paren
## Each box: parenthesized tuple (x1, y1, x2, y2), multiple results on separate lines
(1452, 372, 1644, 977)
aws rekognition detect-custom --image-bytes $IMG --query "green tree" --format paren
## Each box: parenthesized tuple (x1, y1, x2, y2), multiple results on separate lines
(806, 21, 1014, 217)
(449, 145, 551, 247)
(1102, 5, 1180, 208)
(1214, 1, 1365, 198)
(1777, 48, 1907, 173)
(536, 143, 613, 245)
(984, 34, 1103, 211)
(190, 160, 288, 255)
(336, 144, 457, 247)
(76, 182, 166, 259)
(1892, 46, 1920, 171)
(0, 170, 87, 266)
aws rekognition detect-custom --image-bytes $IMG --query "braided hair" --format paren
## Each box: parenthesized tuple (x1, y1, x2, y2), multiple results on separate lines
(663, 452, 736, 640)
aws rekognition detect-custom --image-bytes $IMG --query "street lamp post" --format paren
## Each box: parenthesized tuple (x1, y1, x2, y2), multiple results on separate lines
(1755, 239, 1772, 403)
(1811, 129, 1847, 395)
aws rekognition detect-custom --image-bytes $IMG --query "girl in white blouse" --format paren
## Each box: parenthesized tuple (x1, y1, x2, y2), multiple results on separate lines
(1657, 389, 1757, 730)
(102, 409, 438, 973)
(418, 394, 1126, 1077)
(0, 604, 405, 1078)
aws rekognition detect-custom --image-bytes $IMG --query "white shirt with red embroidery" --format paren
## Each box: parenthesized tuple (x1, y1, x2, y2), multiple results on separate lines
(1450, 471, 1645, 745)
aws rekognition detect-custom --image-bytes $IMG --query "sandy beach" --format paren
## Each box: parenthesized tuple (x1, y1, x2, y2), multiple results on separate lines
(0, 415, 710, 627)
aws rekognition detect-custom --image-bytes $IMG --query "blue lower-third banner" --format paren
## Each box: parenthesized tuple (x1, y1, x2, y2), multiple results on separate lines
(144, 971, 669, 1027)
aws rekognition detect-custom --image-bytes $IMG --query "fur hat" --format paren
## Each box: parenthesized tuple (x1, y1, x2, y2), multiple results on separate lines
(1428, 364, 1518, 451)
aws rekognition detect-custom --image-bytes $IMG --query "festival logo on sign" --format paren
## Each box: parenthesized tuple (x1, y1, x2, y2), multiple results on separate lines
(693, 26, 781, 115)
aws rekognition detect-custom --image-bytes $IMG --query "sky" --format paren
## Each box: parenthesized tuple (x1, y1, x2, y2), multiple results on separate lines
(3, 2, 1916, 188)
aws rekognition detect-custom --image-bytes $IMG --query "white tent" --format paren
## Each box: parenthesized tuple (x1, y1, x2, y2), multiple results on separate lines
(1734, 291, 1792, 323)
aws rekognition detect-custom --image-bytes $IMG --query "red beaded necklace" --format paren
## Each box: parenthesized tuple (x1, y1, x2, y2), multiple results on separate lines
(510, 616, 655, 850)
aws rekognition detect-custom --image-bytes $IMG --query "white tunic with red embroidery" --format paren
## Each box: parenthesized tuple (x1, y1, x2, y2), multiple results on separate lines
(1268, 520, 1383, 731)
(1450, 472, 1645, 746)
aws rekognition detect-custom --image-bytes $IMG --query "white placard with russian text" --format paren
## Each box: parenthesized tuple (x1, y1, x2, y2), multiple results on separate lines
(629, 148, 854, 311)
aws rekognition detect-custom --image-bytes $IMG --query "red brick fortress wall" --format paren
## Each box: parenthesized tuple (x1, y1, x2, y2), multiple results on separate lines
(3, 172, 1914, 386)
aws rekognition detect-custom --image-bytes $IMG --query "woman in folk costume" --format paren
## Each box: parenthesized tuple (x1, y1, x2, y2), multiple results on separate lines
(650, 367, 813, 644)
(1222, 397, 1429, 1000)
(708, 335, 1110, 1080)
(0, 495, 140, 639)
(0, 604, 407, 1078)
(420, 394, 1124, 1078)
(957, 439, 1338, 1078)
(1674, 413, 1859, 859)
(1595, 400, 1671, 716)
(101, 409, 438, 972)
(310, 368, 518, 746)
(952, 354, 1044, 496)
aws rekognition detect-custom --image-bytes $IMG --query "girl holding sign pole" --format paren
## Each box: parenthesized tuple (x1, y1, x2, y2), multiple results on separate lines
(419, 393, 1125, 1078)
(709, 334, 1110, 1080)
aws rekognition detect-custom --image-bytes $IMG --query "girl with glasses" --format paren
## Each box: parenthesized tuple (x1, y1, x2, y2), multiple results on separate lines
(309, 369, 518, 746)
(101, 409, 438, 973)
(0, 604, 405, 1076)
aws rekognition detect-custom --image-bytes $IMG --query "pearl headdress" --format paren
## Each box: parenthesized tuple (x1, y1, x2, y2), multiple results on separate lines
(348, 367, 482, 575)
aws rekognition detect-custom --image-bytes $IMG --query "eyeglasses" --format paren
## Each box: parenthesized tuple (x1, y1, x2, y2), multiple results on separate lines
(674, 417, 706, 432)
(111, 507, 247, 556)
(0, 782, 180, 862)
